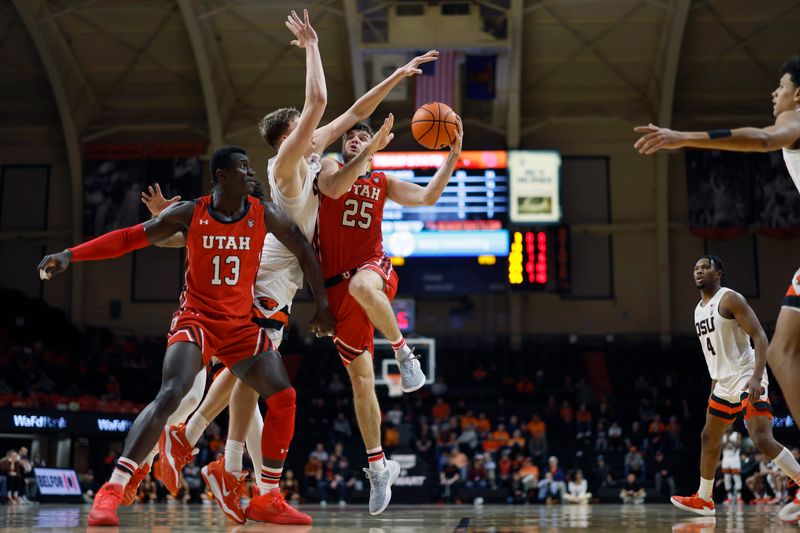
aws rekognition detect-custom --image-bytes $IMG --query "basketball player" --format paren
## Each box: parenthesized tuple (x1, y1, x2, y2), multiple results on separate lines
(669, 256, 800, 517)
(38, 145, 334, 526)
(315, 113, 463, 514)
(633, 55, 800, 520)
(720, 429, 742, 504)
(151, 46, 439, 522)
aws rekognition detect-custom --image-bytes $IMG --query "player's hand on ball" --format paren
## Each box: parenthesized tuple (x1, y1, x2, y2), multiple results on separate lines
(449, 115, 463, 155)
(310, 307, 335, 337)
(398, 50, 438, 77)
(37, 250, 72, 280)
(286, 9, 318, 48)
(141, 183, 181, 217)
(742, 378, 765, 402)
(369, 114, 395, 153)
(633, 124, 685, 155)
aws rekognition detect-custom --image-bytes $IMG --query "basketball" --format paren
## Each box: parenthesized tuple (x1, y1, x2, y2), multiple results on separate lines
(411, 102, 459, 150)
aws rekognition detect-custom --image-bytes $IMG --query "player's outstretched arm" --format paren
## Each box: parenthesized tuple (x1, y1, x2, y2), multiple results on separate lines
(262, 202, 335, 337)
(633, 110, 800, 155)
(141, 183, 187, 248)
(387, 116, 463, 207)
(317, 114, 395, 198)
(311, 51, 438, 152)
(37, 202, 194, 280)
(273, 9, 327, 192)
(722, 291, 769, 402)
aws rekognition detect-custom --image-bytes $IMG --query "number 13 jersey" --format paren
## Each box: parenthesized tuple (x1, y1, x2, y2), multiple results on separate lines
(316, 170, 388, 279)
(181, 195, 267, 319)
(694, 287, 755, 380)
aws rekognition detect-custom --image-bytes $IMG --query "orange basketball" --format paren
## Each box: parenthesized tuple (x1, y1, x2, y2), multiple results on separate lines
(411, 102, 459, 150)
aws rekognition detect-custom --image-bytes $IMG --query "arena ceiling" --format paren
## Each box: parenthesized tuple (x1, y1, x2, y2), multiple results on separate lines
(0, 0, 798, 151)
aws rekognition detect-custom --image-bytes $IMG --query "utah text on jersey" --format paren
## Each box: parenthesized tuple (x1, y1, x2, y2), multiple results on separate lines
(202, 236, 252, 250)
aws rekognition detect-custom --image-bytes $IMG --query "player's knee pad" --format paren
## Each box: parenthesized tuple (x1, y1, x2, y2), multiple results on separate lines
(266, 386, 296, 410)
(263, 387, 296, 461)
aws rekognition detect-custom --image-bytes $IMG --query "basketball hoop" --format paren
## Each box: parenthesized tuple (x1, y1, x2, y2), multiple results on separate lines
(386, 373, 402, 397)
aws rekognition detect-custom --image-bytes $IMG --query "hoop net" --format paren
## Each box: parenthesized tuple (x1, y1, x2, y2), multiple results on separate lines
(386, 373, 402, 397)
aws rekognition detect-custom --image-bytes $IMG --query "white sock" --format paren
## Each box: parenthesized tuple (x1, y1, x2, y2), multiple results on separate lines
(184, 413, 210, 446)
(225, 440, 244, 473)
(773, 447, 800, 484)
(109, 457, 138, 486)
(245, 404, 264, 474)
(698, 477, 713, 501)
(260, 466, 282, 491)
(367, 447, 386, 472)
(390, 337, 410, 360)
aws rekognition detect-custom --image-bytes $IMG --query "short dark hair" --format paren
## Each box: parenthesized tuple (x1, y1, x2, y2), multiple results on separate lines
(258, 108, 300, 148)
(699, 254, 726, 284)
(210, 145, 246, 183)
(780, 56, 800, 86)
(344, 122, 374, 140)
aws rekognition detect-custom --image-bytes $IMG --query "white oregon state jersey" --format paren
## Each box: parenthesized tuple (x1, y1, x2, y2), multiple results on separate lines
(694, 287, 755, 380)
(783, 146, 800, 194)
(722, 431, 741, 458)
(256, 154, 321, 295)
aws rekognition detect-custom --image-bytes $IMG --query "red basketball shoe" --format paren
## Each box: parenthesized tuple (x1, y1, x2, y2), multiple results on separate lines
(671, 493, 715, 516)
(245, 488, 312, 525)
(158, 423, 195, 496)
(87, 482, 124, 526)
(121, 463, 150, 505)
(201, 457, 247, 524)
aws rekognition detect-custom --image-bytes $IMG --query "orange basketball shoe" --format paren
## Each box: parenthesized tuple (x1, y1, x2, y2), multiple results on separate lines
(121, 463, 150, 505)
(245, 488, 312, 525)
(671, 494, 716, 516)
(201, 457, 247, 524)
(158, 423, 196, 496)
(87, 482, 124, 526)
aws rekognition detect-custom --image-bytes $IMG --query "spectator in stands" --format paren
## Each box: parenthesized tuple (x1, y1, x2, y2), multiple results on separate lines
(497, 450, 513, 489)
(563, 469, 592, 504)
(461, 410, 478, 431)
(666, 415, 682, 450)
(137, 472, 158, 503)
(79, 469, 96, 503)
(607, 421, 624, 451)
(547, 456, 566, 489)
(620, 473, 646, 504)
(515, 376, 534, 395)
(0, 450, 23, 504)
(475, 412, 491, 434)
(465, 454, 489, 504)
(332, 412, 353, 441)
(519, 456, 540, 496)
(560, 400, 574, 427)
(652, 450, 676, 497)
(451, 446, 470, 479)
(319, 456, 354, 505)
(592, 454, 614, 488)
(440, 463, 462, 503)
(327, 373, 346, 395)
(432, 397, 451, 422)
(383, 423, 399, 452)
(282, 469, 301, 504)
(431, 376, 448, 397)
(208, 431, 224, 457)
(624, 446, 646, 481)
(626, 421, 646, 452)
(309, 443, 328, 463)
(491, 423, 510, 449)
(576, 403, 592, 438)
(507, 415, 521, 434)
(595, 420, 609, 451)
(415, 426, 434, 459)
(508, 429, 526, 453)
(528, 432, 548, 465)
(483, 452, 497, 489)
(304, 455, 323, 489)
(647, 414, 666, 451)
(386, 403, 403, 426)
(537, 471, 561, 503)
(182, 458, 203, 504)
(457, 423, 479, 452)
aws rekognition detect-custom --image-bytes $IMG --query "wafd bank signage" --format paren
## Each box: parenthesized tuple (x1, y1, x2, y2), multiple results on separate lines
(35, 468, 81, 496)
(0, 409, 134, 436)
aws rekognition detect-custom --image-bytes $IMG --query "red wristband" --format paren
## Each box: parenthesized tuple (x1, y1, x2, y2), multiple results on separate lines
(69, 223, 149, 262)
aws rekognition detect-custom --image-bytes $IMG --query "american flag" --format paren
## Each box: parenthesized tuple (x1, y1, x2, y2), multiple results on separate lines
(415, 49, 457, 109)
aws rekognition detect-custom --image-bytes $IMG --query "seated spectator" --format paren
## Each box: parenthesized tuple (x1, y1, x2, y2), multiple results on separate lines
(507, 415, 521, 434)
(620, 473, 646, 504)
(648, 414, 666, 451)
(457, 423, 480, 452)
(624, 446, 646, 481)
(415, 427, 434, 458)
(575, 403, 592, 438)
(431, 376, 448, 397)
(461, 410, 478, 431)
(563, 469, 592, 504)
(626, 421, 647, 452)
(595, 420, 609, 451)
(519, 457, 540, 495)
(304, 457, 323, 488)
(537, 471, 562, 503)
(475, 412, 491, 434)
(282, 469, 301, 504)
(384, 424, 400, 451)
(491, 424, 510, 448)
(593, 455, 614, 489)
(653, 450, 676, 497)
(497, 450, 513, 488)
(0, 450, 23, 504)
(309, 443, 329, 463)
(440, 463, 462, 503)
(527, 432, 548, 465)
(560, 400, 574, 427)
(386, 403, 403, 427)
(508, 429, 526, 452)
(208, 432, 225, 457)
(607, 421, 624, 451)
(332, 412, 352, 441)
(432, 398, 451, 422)
(137, 473, 158, 503)
(666, 415, 682, 450)
(450, 447, 470, 479)
(546, 456, 566, 487)
(465, 455, 489, 504)
(182, 458, 203, 504)
(526, 413, 546, 438)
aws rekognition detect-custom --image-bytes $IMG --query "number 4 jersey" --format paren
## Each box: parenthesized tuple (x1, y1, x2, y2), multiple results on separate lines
(694, 287, 755, 380)
(180, 195, 267, 319)
(317, 170, 388, 279)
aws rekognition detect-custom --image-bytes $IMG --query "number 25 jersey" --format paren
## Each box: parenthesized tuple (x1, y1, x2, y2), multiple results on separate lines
(181, 195, 267, 319)
(316, 170, 388, 279)
(694, 287, 754, 380)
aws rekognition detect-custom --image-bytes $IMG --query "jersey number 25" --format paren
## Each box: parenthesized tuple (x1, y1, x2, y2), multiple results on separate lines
(342, 199, 373, 229)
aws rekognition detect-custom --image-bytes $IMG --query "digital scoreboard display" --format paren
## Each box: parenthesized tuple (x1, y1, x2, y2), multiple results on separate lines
(373, 150, 509, 257)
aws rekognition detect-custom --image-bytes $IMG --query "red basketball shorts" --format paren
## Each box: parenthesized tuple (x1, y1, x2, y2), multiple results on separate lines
(326, 258, 398, 365)
(167, 307, 271, 368)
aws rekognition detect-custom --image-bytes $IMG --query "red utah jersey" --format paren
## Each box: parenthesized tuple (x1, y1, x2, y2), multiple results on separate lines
(317, 169, 388, 278)
(180, 195, 267, 319)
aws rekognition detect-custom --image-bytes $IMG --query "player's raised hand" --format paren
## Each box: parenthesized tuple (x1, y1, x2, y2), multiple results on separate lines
(37, 250, 72, 281)
(397, 50, 439, 77)
(286, 9, 318, 48)
(368, 114, 395, 152)
(633, 123, 685, 155)
(309, 307, 335, 338)
(449, 115, 463, 155)
(141, 183, 181, 217)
